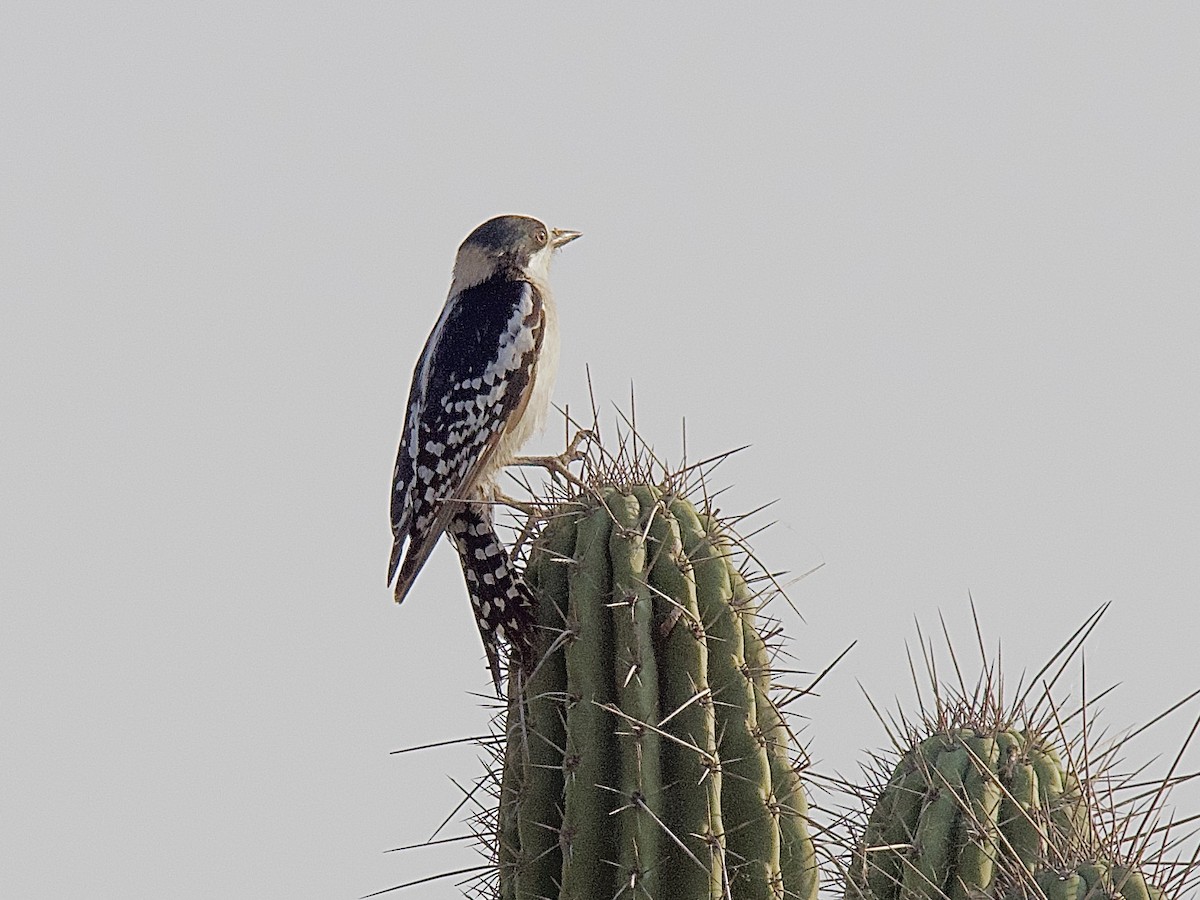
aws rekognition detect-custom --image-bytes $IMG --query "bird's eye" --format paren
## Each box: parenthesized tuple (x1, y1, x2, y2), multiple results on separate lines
(534, 229, 548, 245)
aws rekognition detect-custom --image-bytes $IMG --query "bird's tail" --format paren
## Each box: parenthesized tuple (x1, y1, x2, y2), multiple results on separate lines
(388, 516, 448, 606)
(446, 505, 537, 695)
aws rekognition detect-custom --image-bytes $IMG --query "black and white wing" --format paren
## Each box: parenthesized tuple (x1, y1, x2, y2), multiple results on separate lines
(387, 277, 545, 602)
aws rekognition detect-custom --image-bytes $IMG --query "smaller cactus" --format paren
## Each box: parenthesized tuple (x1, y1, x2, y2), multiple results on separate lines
(845, 726, 1092, 900)
(840, 608, 1197, 900)
(1006, 861, 1164, 900)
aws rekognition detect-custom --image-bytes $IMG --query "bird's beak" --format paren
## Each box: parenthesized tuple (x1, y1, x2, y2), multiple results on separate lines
(550, 228, 582, 249)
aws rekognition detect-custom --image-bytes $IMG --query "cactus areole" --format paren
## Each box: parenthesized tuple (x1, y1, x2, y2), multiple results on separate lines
(496, 486, 819, 900)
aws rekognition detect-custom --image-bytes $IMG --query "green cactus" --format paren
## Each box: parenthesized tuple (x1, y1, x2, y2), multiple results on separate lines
(845, 727, 1093, 900)
(1002, 860, 1165, 900)
(496, 485, 819, 900)
(382, 428, 1198, 900)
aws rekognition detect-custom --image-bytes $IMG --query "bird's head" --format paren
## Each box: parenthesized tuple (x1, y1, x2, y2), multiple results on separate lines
(452, 215, 581, 290)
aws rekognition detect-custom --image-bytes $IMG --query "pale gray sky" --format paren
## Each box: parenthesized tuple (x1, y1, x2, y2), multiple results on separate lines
(3, 4, 1198, 898)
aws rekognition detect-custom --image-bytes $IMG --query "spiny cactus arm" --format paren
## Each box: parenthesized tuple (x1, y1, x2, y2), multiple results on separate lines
(608, 489, 665, 896)
(1012, 851, 1164, 900)
(674, 501, 780, 900)
(1076, 861, 1109, 895)
(848, 759, 908, 900)
(492, 475, 821, 900)
(1023, 740, 1094, 852)
(713, 505, 816, 897)
(741, 612, 819, 900)
(881, 766, 930, 899)
(999, 759, 1043, 872)
(1025, 740, 1065, 806)
(950, 735, 1003, 899)
(904, 744, 971, 899)
(499, 682, 524, 900)
(559, 497, 619, 900)
(991, 730, 1042, 874)
(513, 515, 574, 900)
(715, 570, 784, 900)
(894, 740, 951, 883)
(645, 491, 724, 900)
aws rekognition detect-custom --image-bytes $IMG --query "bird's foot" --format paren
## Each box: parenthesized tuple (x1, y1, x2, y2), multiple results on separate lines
(492, 492, 539, 517)
(512, 429, 594, 489)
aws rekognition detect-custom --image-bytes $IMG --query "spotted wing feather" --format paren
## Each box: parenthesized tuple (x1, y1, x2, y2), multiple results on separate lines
(388, 278, 544, 601)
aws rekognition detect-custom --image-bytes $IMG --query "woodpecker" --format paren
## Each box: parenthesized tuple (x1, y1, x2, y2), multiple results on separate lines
(387, 214, 581, 690)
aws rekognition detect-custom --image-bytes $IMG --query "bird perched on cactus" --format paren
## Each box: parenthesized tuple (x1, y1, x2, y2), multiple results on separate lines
(386, 214, 581, 691)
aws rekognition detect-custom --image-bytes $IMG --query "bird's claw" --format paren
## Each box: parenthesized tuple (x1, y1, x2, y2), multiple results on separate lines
(512, 429, 594, 489)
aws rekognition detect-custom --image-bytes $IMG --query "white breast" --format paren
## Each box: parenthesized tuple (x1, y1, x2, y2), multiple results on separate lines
(489, 287, 559, 471)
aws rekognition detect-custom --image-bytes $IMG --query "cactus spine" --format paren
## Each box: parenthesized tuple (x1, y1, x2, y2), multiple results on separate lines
(497, 486, 819, 900)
